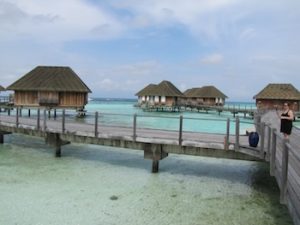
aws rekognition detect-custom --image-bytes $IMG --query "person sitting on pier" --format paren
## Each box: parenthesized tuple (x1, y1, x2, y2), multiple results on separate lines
(278, 103, 294, 139)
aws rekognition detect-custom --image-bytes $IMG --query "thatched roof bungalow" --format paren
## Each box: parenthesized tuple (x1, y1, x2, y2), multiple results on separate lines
(184, 86, 227, 106)
(253, 83, 300, 111)
(7, 66, 91, 109)
(135, 80, 184, 106)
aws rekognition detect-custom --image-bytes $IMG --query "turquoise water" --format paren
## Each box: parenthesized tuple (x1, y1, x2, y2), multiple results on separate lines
(84, 99, 256, 134)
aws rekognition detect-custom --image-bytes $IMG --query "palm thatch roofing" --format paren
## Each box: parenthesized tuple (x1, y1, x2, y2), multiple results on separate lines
(7, 66, 91, 93)
(135, 84, 157, 96)
(136, 80, 184, 97)
(254, 83, 300, 100)
(0, 85, 5, 91)
(184, 86, 227, 98)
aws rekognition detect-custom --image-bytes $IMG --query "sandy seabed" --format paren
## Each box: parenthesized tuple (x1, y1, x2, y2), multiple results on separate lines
(0, 134, 292, 225)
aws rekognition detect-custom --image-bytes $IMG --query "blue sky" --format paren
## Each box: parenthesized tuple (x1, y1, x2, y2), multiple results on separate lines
(0, 0, 300, 101)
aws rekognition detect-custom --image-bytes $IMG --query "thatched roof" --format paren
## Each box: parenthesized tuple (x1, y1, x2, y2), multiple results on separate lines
(135, 84, 157, 96)
(254, 84, 300, 100)
(0, 85, 5, 91)
(136, 80, 184, 97)
(7, 66, 91, 93)
(184, 86, 227, 98)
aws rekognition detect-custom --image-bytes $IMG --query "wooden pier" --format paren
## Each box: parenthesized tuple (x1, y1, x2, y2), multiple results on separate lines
(0, 108, 299, 223)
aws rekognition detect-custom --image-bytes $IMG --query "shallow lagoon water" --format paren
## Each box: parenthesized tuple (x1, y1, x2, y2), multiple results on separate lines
(0, 134, 292, 225)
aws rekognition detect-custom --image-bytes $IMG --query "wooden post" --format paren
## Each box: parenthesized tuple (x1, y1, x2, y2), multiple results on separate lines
(266, 125, 271, 162)
(19, 108, 22, 117)
(37, 109, 40, 130)
(152, 160, 159, 173)
(179, 115, 183, 146)
(0, 133, 3, 144)
(43, 109, 47, 131)
(54, 109, 57, 119)
(48, 110, 51, 119)
(62, 109, 65, 133)
(270, 128, 277, 176)
(280, 139, 289, 204)
(225, 118, 230, 150)
(260, 122, 265, 159)
(235, 116, 239, 151)
(28, 109, 31, 117)
(8, 108, 10, 116)
(95, 111, 98, 137)
(16, 107, 19, 128)
(133, 113, 137, 142)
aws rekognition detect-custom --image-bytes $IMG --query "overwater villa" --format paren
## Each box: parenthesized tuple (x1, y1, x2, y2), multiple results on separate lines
(6, 66, 91, 112)
(135, 80, 184, 108)
(253, 83, 300, 111)
(183, 86, 227, 106)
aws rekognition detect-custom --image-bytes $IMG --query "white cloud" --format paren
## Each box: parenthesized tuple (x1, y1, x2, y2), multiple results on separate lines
(0, 0, 123, 41)
(201, 53, 224, 64)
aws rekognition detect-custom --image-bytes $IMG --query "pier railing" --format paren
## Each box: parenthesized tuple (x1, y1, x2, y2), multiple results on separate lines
(258, 112, 300, 225)
(0, 107, 257, 152)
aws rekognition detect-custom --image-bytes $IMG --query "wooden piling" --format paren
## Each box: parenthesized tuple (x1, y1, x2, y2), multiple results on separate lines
(0, 133, 3, 144)
(16, 107, 19, 128)
(280, 139, 289, 204)
(37, 109, 40, 130)
(225, 118, 230, 150)
(152, 160, 159, 173)
(133, 113, 137, 142)
(43, 109, 47, 131)
(28, 109, 31, 117)
(54, 109, 57, 119)
(95, 111, 98, 137)
(266, 125, 271, 161)
(270, 128, 277, 176)
(62, 109, 65, 133)
(260, 122, 265, 159)
(235, 116, 239, 151)
(179, 115, 183, 146)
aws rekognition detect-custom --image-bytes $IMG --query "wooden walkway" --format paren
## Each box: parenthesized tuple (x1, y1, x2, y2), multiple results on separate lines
(259, 111, 300, 225)
(0, 108, 300, 223)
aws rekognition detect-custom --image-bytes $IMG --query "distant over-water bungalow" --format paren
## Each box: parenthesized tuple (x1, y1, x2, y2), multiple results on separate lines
(136, 80, 184, 107)
(183, 86, 227, 106)
(7, 66, 91, 110)
(254, 83, 300, 111)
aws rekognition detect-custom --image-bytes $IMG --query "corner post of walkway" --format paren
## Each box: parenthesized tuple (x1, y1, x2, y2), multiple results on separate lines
(234, 116, 239, 151)
(179, 115, 183, 146)
(133, 113, 137, 142)
(270, 128, 277, 176)
(260, 122, 265, 159)
(95, 111, 98, 137)
(280, 139, 289, 204)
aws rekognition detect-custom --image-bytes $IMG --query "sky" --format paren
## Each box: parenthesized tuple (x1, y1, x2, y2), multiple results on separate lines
(0, 0, 300, 101)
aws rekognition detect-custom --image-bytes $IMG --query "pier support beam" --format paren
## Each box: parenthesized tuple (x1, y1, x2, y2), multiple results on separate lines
(45, 132, 70, 157)
(144, 143, 168, 173)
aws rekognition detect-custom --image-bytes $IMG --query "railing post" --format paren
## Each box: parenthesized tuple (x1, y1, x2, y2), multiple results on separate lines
(133, 113, 137, 142)
(260, 122, 265, 159)
(16, 107, 19, 128)
(179, 115, 183, 146)
(37, 109, 40, 130)
(95, 111, 98, 137)
(62, 109, 65, 133)
(43, 109, 47, 131)
(266, 125, 271, 161)
(270, 128, 277, 176)
(235, 116, 239, 151)
(225, 118, 230, 150)
(280, 139, 289, 204)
